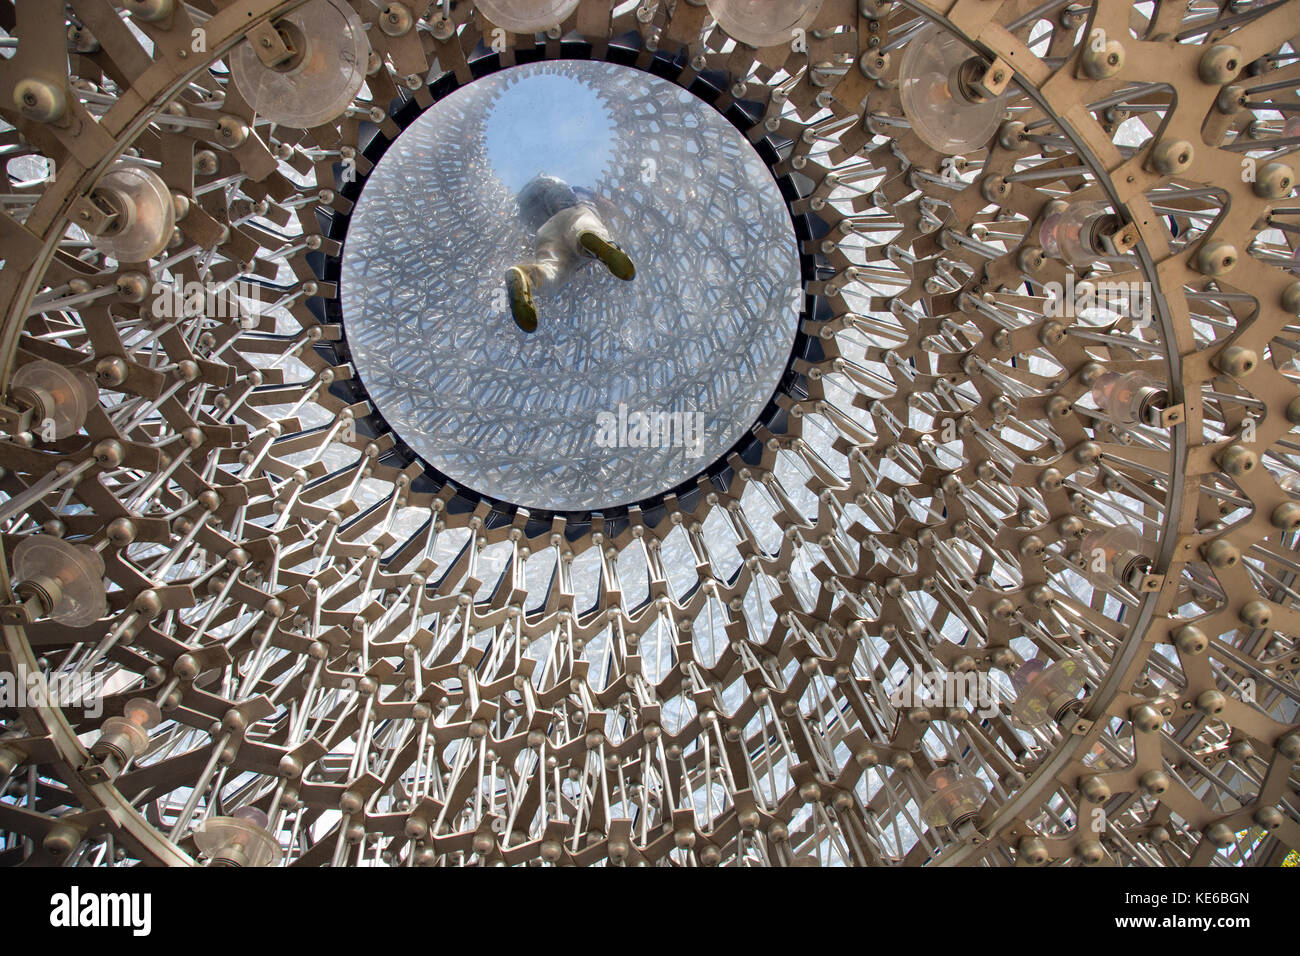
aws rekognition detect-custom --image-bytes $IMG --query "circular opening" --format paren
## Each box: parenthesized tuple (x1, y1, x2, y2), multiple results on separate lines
(341, 61, 802, 512)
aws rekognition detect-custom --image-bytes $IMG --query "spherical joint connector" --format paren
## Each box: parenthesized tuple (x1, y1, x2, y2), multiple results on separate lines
(0, 743, 26, 778)
(1081, 38, 1124, 79)
(380, 3, 413, 36)
(42, 822, 85, 858)
(215, 115, 250, 148)
(115, 272, 149, 303)
(1239, 599, 1272, 628)
(93, 439, 124, 467)
(173, 653, 200, 681)
(1215, 444, 1255, 477)
(990, 646, 1017, 670)
(1019, 536, 1045, 560)
(1196, 239, 1237, 276)
(95, 356, 129, 387)
(221, 708, 248, 735)
(1074, 441, 1102, 465)
(1254, 805, 1284, 830)
(278, 753, 303, 779)
(1148, 139, 1193, 176)
(1282, 282, 1300, 317)
(1198, 44, 1242, 85)
(1274, 731, 1300, 760)
(1174, 623, 1209, 655)
(1079, 774, 1111, 803)
(123, 0, 175, 21)
(859, 51, 889, 79)
(1130, 704, 1164, 733)
(13, 77, 68, 124)
(1026, 584, 1054, 607)
(1253, 162, 1294, 200)
(1017, 246, 1046, 274)
(1196, 689, 1228, 716)
(1075, 839, 1106, 865)
(1203, 822, 1236, 848)
(998, 121, 1027, 152)
(1140, 770, 1170, 796)
(1017, 836, 1049, 866)
(1213, 344, 1256, 378)
(106, 516, 137, 547)
(1271, 500, 1300, 530)
(1201, 538, 1239, 569)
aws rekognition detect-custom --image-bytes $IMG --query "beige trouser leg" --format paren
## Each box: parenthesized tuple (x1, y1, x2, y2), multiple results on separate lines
(516, 205, 612, 294)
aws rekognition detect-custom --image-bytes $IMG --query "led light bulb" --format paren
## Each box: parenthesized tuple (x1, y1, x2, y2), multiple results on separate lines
(899, 24, 1011, 155)
(920, 767, 988, 831)
(1009, 657, 1086, 727)
(91, 697, 161, 768)
(1039, 199, 1122, 266)
(705, 0, 824, 49)
(1090, 370, 1167, 425)
(193, 807, 283, 867)
(474, 0, 581, 33)
(1079, 525, 1149, 588)
(229, 0, 367, 129)
(11, 535, 107, 627)
(87, 163, 175, 262)
(123, 697, 162, 730)
(9, 359, 97, 439)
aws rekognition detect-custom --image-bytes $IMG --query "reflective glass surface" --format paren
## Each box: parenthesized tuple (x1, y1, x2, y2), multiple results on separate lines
(342, 61, 800, 511)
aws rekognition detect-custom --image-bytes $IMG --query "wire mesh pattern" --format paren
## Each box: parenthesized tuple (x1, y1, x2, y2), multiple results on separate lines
(0, 0, 1295, 869)
(342, 61, 801, 511)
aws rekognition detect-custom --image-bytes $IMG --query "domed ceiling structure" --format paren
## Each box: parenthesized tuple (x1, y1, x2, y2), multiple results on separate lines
(0, 0, 1295, 871)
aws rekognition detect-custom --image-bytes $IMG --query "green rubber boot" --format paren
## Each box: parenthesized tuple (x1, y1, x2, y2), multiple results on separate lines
(506, 266, 538, 332)
(579, 231, 636, 281)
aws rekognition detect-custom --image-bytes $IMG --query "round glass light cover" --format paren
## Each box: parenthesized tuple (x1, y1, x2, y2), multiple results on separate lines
(342, 61, 801, 511)
(89, 163, 175, 263)
(706, 0, 824, 49)
(229, 0, 367, 129)
(473, 0, 580, 33)
(899, 23, 1008, 155)
(12, 535, 106, 627)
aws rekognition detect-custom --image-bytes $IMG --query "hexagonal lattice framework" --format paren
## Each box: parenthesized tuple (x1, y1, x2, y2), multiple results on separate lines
(0, 0, 1295, 870)
(342, 60, 801, 511)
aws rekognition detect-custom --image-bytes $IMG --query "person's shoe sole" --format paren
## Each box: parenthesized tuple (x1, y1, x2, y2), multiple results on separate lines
(579, 231, 636, 281)
(506, 267, 537, 332)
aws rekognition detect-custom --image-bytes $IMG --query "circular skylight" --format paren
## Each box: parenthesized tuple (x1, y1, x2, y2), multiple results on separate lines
(341, 61, 801, 512)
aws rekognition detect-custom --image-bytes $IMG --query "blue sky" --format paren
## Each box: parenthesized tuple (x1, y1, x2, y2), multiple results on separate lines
(484, 72, 615, 193)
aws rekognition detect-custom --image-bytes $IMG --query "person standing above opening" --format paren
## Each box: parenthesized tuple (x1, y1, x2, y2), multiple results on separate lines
(505, 173, 635, 333)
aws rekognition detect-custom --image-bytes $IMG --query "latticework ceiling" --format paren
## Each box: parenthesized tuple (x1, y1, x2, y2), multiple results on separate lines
(0, 0, 1296, 869)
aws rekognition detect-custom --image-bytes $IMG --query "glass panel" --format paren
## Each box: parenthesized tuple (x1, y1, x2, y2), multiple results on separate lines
(342, 61, 800, 510)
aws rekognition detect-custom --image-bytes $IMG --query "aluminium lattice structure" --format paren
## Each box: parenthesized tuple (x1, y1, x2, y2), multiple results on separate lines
(0, 0, 1294, 868)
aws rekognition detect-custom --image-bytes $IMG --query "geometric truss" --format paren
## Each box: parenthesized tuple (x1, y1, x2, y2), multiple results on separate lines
(0, 0, 1295, 869)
